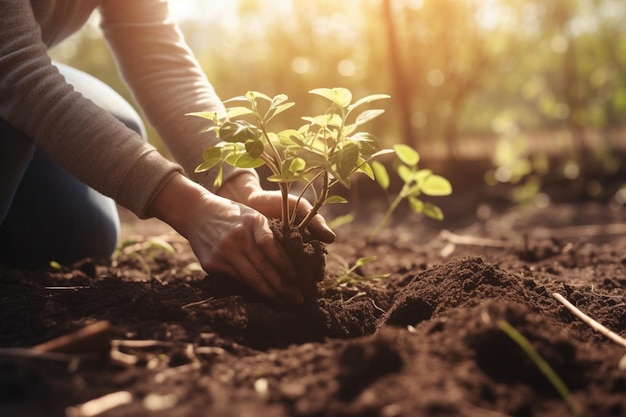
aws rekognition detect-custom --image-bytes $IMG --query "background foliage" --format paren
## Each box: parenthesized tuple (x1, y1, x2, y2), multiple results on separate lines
(51, 0, 626, 164)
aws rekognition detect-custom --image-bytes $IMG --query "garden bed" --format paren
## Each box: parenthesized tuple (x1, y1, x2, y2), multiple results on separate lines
(1, 177, 626, 417)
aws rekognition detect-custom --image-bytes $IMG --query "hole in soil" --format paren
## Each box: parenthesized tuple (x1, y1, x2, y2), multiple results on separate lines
(382, 297, 433, 327)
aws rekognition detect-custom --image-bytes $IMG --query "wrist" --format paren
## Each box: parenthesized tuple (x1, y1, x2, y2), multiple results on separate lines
(146, 173, 207, 232)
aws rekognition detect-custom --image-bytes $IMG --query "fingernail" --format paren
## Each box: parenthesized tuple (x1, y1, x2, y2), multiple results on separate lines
(322, 225, 336, 242)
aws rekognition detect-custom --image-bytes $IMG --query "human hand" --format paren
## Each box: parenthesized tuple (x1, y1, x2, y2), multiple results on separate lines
(147, 174, 304, 304)
(217, 173, 336, 243)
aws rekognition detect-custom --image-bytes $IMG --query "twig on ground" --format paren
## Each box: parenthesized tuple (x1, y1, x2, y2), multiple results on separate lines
(439, 230, 511, 248)
(0, 347, 86, 362)
(45, 286, 90, 290)
(553, 293, 626, 349)
(182, 297, 215, 309)
(65, 391, 133, 417)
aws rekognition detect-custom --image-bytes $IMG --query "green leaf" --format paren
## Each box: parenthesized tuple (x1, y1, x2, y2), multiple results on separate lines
(267, 173, 302, 183)
(348, 94, 391, 112)
(195, 147, 223, 172)
(357, 159, 375, 180)
(218, 121, 261, 143)
(335, 143, 359, 185)
(408, 196, 424, 213)
(372, 161, 390, 189)
(277, 129, 304, 146)
(326, 113, 344, 128)
(309, 87, 352, 108)
(327, 213, 354, 230)
(271, 93, 289, 105)
(349, 132, 380, 156)
(414, 169, 433, 182)
(232, 153, 265, 169)
(223, 95, 248, 104)
(352, 256, 377, 269)
(325, 195, 348, 204)
(394, 144, 420, 166)
(147, 237, 176, 254)
(226, 107, 255, 118)
(269, 102, 295, 119)
(302, 114, 333, 127)
(213, 165, 224, 188)
(289, 157, 306, 173)
(355, 109, 385, 126)
(423, 201, 444, 220)
(224, 144, 264, 168)
(397, 164, 415, 184)
(195, 159, 219, 173)
(245, 91, 272, 102)
(245, 140, 265, 159)
(421, 174, 453, 196)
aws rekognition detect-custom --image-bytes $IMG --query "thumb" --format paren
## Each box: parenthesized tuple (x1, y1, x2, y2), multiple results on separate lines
(307, 213, 336, 243)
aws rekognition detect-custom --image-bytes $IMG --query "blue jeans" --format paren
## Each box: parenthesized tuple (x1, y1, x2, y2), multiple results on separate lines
(0, 63, 146, 266)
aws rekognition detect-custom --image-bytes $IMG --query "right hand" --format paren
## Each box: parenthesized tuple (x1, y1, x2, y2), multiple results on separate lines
(147, 174, 303, 304)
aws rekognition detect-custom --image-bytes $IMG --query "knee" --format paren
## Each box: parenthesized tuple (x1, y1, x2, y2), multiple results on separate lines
(69, 189, 121, 261)
(54, 62, 147, 140)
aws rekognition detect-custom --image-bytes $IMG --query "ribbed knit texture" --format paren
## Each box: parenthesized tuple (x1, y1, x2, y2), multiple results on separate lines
(1, 0, 250, 218)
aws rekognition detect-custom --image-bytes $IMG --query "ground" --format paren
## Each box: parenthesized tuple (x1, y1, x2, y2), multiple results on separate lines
(1, 164, 626, 417)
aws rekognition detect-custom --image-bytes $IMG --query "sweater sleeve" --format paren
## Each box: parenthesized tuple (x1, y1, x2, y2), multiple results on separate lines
(98, 0, 258, 192)
(0, 0, 184, 218)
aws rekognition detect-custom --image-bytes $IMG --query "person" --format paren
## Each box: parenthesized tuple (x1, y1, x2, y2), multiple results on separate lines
(0, 0, 336, 305)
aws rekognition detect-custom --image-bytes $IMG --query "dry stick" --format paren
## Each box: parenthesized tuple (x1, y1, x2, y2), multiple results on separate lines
(439, 230, 511, 248)
(65, 391, 133, 417)
(553, 293, 626, 349)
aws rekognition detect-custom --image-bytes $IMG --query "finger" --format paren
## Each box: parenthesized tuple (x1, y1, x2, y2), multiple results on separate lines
(204, 256, 285, 304)
(288, 196, 336, 243)
(246, 246, 303, 305)
(306, 213, 336, 243)
(251, 225, 304, 303)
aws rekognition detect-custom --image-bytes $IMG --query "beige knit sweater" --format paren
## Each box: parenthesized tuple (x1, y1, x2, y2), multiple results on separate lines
(1, 0, 243, 217)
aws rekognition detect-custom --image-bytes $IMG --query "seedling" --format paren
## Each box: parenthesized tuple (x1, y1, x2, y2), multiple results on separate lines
(368, 144, 452, 242)
(498, 320, 584, 417)
(329, 256, 390, 288)
(112, 237, 176, 275)
(188, 88, 393, 237)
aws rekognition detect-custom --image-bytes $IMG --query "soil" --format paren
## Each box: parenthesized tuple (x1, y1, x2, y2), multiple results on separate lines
(1, 164, 626, 417)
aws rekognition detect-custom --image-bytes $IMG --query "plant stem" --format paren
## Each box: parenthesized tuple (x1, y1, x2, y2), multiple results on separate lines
(368, 187, 405, 242)
(498, 320, 584, 417)
(291, 169, 326, 225)
(298, 171, 329, 234)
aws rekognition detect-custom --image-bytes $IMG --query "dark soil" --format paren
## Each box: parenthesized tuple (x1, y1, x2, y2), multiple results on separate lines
(1, 171, 626, 417)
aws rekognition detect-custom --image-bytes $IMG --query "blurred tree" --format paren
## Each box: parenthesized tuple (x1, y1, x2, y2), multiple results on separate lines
(48, 0, 626, 163)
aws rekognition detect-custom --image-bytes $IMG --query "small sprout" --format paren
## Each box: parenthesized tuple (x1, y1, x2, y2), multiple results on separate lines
(369, 145, 452, 242)
(498, 320, 584, 417)
(326, 213, 355, 230)
(330, 256, 390, 287)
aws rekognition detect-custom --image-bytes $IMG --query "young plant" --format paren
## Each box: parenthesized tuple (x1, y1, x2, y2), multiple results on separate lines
(368, 144, 452, 242)
(498, 320, 584, 417)
(329, 256, 390, 288)
(189, 88, 394, 300)
(189, 88, 393, 237)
